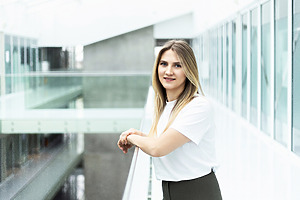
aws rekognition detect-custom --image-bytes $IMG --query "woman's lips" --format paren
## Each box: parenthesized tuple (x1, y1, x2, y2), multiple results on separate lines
(164, 77, 175, 82)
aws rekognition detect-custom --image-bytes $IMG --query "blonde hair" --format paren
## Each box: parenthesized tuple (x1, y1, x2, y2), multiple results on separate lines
(148, 40, 204, 137)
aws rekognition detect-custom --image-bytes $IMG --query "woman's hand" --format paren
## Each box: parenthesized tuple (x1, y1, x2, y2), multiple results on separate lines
(117, 128, 145, 153)
(118, 140, 133, 154)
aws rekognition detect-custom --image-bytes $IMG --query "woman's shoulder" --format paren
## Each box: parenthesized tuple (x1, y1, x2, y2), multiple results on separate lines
(184, 94, 213, 113)
(190, 94, 211, 106)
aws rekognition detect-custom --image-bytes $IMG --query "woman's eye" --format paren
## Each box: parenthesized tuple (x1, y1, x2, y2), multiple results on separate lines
(175, 64, 182, 68)
(160, 62, 167, 66)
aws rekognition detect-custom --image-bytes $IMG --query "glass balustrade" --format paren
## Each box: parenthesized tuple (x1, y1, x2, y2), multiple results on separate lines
(293, 0, 300, 156)
(2, 72, 151, 109)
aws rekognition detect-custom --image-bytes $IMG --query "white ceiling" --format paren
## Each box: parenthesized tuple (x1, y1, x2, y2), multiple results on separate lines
(0, 0, 254, 46)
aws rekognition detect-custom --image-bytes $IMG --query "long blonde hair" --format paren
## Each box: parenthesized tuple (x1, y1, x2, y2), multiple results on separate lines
(148, 40, 204, 137)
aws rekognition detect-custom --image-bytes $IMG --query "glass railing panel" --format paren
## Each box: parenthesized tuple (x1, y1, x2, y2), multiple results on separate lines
(13, 72, 151, 109)
(0, 72, 151, 134)
(293, 0, 300, 156)
(122, 86, 153, 200)
(0, 72, 151, 196)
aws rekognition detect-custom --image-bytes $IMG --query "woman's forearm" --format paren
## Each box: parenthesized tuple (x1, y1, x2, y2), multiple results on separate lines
(136, 130, 147, 137)
(126, 128, 191, 157)
(127, 135, 161, 157)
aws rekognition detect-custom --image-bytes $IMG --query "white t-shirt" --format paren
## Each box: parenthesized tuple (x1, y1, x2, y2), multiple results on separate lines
(152, 95, 219, 181)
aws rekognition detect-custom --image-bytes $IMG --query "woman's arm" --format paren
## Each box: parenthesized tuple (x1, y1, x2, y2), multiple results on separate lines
(117, 128, 147, 153)
(127, 128, 190, 157)
(121, 128, 147, 137)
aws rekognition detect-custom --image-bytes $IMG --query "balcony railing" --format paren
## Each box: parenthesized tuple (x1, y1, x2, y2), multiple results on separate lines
(122, 86, 156, 200)
(0, 71, 151, 133)
(0, 71, 152, 199)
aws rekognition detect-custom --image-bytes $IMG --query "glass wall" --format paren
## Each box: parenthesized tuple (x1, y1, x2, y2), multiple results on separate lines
(293, 0, 300, 156)
(274, 0, 288, 147)
(213, 29, 218, 99)
(225, 23, 229, 107)
(250, 8, 258, 126)
(209, 30, 215, 97)
(4, 35, 12, 94)
(194, 0, 300, 157)
(3, 34, 42, 96)
(232, 21, 237, 112)
(242, 14, 248, 119)
(218, 27, 224, 103)
(261, 1, 272, 135)
(193, 0, 300, 155)
(213, 30, 218, 99)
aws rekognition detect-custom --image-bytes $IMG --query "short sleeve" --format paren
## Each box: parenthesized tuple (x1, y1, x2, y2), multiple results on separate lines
(170, 97, 213, 145)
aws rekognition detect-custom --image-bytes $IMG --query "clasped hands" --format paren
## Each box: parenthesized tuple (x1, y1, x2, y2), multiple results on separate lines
(117, 128, 141, 154)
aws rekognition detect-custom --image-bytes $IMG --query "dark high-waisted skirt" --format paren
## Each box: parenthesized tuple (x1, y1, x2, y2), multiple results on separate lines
(162, 171, 222, 200)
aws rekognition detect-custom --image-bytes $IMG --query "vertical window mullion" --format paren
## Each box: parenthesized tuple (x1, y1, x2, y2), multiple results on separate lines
(223, 24, 227, 105)
(287, 0, 293, 150)
(228, 22, 233, 110)
(237, 15, 243, 116)
(247, 11, 252, 122)
(270, 0, 275, 139)
(258, 5, 262, 130)
(218, 27, 223, 103)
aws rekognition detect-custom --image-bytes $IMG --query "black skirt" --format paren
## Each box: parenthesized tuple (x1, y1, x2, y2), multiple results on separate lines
(162, 171, 222, 200)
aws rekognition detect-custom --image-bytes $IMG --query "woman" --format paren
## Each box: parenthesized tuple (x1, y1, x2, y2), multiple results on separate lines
(117, 40, 222, 200)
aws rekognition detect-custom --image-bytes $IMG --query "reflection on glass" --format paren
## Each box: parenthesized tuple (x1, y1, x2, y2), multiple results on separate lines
(12, 37, 19, 74)
(209, 32, 214, 96)
(5, 35, 12, 94)
(31, 40, 38, 72)
(4, 35, 11, 74)
(250, 8, 258, 126)
(242, 14, 248, 119)
(22, 74, 151, 109)
(214, 29, 219, 99)
(261, 2, 272, 135)
(4, 35, 40, 95)
(275, 0, 288, 146)
(293, 0, 300, 155)
(226, 23, 229, 107)
(215, 31, 218, 99)
(219, 27, 223, 102)
(26, 39, 31, 72)
(232, 21, 236, 112)
(20, 38, 26, 73)
(209, 30, 217, 98)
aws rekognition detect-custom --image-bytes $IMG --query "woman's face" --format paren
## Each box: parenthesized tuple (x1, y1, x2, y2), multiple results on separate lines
(158, 49, 186, 101)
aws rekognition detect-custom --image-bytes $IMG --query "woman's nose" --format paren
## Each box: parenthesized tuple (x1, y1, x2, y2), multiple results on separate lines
(165, 65, 173, 75)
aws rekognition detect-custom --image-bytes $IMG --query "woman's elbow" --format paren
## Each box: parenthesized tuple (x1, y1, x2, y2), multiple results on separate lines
(150, 146, 167, 157)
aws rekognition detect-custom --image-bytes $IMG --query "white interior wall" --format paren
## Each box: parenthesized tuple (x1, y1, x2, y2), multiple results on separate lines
(153, 13, 194, 39)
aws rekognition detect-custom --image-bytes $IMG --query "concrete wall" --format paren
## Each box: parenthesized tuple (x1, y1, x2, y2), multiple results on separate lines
(83, 27, 154, 199)
(82, 26, 154, 109)
(83, 26, 155, 72)
(82, 75, 151, 108)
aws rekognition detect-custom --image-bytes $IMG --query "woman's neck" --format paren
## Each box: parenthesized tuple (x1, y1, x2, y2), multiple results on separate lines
(166, 90, 182, 102)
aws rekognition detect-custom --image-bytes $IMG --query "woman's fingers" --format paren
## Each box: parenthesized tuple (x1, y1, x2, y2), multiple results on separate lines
(117, 138, 133, 154)
(120, 129, 135, 144)
(118, 128, 139, 153)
